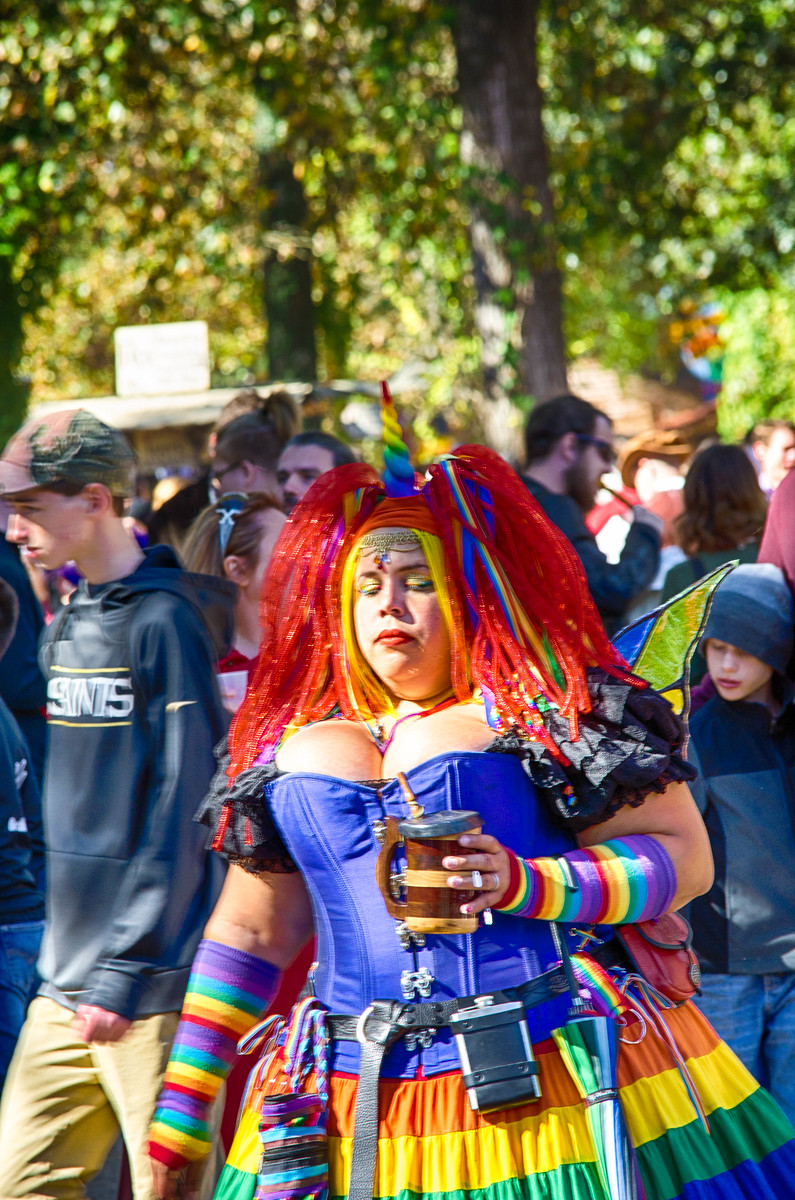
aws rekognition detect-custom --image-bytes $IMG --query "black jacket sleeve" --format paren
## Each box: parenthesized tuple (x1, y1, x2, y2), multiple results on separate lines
(525, 483, 661, 626)
(0, 698, 44, 913)
(16, 724, 44, 886)
(83, 593, 227, 1018)
(0, 543, 46, 714)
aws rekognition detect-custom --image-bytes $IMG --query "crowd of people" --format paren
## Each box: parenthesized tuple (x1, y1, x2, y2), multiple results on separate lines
(0, 387, 793, 1200)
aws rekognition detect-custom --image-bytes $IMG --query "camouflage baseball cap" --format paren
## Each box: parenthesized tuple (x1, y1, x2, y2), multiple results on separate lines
(0, 409, 137, 498)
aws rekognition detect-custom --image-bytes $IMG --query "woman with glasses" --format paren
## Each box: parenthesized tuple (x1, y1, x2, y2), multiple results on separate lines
(181, 491, 299, 1179)
(147, 391, 298, 551)
(211, 397, 298, 500)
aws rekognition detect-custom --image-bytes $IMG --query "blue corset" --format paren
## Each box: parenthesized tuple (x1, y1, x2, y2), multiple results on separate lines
(265, 750, 577, 1077)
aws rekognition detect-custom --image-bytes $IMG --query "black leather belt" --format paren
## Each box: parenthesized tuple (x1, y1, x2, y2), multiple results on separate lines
(327, 967, 571, 1200)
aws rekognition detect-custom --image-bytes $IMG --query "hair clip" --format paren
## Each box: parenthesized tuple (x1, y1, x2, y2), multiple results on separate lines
(215, 492, 248, 557)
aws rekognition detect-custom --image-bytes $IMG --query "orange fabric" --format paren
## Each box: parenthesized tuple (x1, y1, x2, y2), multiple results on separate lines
(356, 496, 440, 537)
(328, 1045, 579, 1139)
(327, 1003, 724, 1141)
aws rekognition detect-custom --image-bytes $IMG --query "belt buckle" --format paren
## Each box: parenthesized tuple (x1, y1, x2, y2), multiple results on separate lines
(355, 1001, 436, 1051)
(355, 1004, 377, 1045)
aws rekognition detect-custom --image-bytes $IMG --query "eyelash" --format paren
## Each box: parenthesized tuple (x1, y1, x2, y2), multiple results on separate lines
(357, 575, 434, 596)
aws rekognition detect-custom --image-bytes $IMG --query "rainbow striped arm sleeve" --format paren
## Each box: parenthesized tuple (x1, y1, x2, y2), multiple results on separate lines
(495, 834, 677, 925)
(148, 939, 280, 1170)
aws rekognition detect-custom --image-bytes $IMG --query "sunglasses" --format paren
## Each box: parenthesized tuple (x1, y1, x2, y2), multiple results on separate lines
(576, 434, 615, 467)
(211, 460, 242, 491)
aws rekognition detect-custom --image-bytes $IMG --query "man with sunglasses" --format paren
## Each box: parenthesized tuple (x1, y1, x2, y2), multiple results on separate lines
(524, 394, 662, 633)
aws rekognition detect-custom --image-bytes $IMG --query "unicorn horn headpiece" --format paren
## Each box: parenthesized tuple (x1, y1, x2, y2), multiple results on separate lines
(380, 380, 418, 496)
(226, 385, 636, 781)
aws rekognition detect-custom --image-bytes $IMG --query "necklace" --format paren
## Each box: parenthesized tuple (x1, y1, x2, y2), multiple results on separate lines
(368, 695, 458, 755)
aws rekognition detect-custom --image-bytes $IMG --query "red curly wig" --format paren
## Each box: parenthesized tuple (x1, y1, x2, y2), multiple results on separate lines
(227, 445, 638, 778)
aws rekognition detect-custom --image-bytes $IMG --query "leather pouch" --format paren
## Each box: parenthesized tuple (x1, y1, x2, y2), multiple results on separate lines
(616, 912, 701, 1004)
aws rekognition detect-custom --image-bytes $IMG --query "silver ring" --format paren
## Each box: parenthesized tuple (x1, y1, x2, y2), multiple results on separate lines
(355, 1004, 375, 1045)
(492, 872, 500, 891)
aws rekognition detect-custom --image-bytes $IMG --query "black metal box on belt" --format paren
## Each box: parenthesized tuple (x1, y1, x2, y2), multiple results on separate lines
(450, 995, 541, 1113)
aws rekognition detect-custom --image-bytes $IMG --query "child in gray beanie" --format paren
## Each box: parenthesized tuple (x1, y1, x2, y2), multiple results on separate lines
(688, 562, 795, 1121)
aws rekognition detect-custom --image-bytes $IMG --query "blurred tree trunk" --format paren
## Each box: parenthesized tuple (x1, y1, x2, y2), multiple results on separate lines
(451, 0, 567, 459)
(259, 153, 317, 382)
(0, 260, 30, 446)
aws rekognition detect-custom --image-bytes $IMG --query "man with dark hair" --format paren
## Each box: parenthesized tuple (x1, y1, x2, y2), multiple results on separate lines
(276, 430, 358, 513)
(0, 409, 231, 1196)
(524, 395, 661, 632)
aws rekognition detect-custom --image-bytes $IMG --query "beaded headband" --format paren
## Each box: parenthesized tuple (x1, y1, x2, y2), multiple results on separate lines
(359, 528, 421, 554)
(358, 528, 422, 570)
(359, 529, 421, 549)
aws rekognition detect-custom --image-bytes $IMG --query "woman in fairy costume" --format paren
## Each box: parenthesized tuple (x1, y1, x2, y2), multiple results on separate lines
(149, 397, 795, 1200)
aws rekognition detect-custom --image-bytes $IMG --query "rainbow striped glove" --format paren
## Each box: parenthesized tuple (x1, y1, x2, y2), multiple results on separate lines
(496, 835, 677, 925)
(148, 940, 280, 1169)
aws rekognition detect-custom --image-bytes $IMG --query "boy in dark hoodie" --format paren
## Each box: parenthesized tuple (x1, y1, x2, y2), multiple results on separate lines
(0, 575, 44, 1090)
(688, 563, 795, 1124)
(0, 410, 234, 1196)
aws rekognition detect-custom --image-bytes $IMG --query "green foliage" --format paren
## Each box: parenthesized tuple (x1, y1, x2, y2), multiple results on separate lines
(8, 0, 481, 442)
(718, 288, 795, 441)
(245, 1, 473, 386)
(3, 0, 795, 438)
(543, 0, 795, 382)
(1, 0, 267, 402)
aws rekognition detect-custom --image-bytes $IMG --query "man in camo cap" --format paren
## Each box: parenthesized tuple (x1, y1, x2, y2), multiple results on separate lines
(0, 408, 231, 1197)
(0, 407, 137, 501)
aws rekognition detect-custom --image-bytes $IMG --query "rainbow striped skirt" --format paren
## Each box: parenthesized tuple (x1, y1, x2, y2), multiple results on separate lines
(214, 1002, 795, 1200)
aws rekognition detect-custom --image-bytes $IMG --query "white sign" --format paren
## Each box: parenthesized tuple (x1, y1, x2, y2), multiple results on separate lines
(114, 321, 211, 397)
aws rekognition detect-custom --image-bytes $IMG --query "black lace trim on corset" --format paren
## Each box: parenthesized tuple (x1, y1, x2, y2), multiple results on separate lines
(198, 670, 696, 866)
(486, 668, 696, 833)
(195, 738, 297, 873)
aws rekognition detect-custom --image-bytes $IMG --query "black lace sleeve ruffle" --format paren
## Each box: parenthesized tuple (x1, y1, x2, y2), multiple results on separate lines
(195, 739, 297, 874)
(487, 669, 697, 833)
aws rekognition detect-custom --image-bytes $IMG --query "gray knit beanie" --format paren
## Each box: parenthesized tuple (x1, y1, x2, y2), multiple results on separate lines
(700, 563, 794, 674)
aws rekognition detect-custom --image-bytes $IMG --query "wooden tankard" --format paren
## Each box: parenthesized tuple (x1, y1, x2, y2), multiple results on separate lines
(376, 809, 483, 935)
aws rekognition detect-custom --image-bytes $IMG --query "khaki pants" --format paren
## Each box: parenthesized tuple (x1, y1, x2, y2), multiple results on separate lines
(0, 996, 222, 1200)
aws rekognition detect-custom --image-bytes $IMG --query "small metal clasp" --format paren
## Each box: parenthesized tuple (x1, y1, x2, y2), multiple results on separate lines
(389, 869, 406, 901)
(405, 1027, 436, 1051)
(396, 922, 426, 951)
(400, 967, 434, 1000)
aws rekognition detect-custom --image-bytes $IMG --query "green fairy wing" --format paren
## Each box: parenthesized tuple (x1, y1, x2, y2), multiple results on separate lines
(612, 563, 735, 717)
